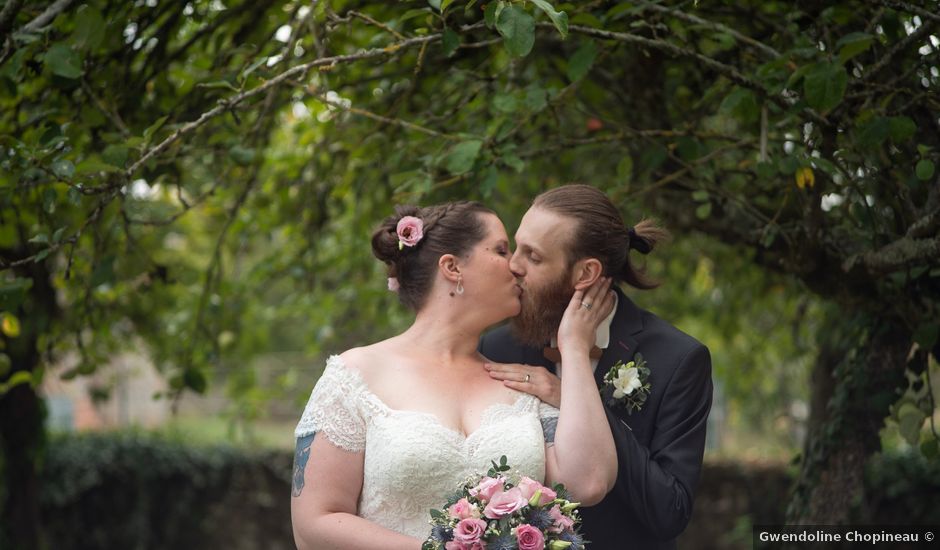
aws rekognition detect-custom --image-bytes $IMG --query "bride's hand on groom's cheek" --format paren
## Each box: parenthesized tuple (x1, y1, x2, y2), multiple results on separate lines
(485, 362, 561, 408)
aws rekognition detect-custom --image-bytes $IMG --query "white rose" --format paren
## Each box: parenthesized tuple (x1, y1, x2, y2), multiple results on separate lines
(612, 366, 641, 399)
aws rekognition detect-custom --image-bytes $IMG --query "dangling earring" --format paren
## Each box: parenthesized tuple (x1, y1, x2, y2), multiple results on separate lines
(451, 276, 464, 297)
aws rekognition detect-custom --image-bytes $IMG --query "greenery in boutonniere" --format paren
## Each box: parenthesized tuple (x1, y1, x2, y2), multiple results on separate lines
(601, 353, 651, 415)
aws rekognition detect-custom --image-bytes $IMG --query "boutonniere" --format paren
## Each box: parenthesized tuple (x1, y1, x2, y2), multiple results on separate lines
(600, 353, 651, 415)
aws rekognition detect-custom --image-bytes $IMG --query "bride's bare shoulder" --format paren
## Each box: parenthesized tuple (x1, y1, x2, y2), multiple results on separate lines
(338, 342, 398, 376)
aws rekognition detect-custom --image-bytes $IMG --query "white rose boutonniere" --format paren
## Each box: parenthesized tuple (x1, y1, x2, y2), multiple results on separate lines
(601, 353, 650, 415)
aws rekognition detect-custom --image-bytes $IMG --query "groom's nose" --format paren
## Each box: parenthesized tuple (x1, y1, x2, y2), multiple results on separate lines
(509, 250, 524, 278)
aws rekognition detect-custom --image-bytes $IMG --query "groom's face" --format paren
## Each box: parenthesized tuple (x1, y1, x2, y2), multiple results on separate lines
(508, 207, 578, 346)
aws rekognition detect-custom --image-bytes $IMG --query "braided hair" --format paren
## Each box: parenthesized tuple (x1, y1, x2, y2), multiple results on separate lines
(371, 201, 495, 310)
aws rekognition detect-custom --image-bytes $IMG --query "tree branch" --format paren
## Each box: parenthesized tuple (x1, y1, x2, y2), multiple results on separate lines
(845, 234, 940, 275)
(0, 0, 24, 41)
(21, 0, 74, 33)
(875, 0, 940, 24)
(637, 0, 781, 59)
(560, 23, 829, 126)
(126, 32, 441, 177)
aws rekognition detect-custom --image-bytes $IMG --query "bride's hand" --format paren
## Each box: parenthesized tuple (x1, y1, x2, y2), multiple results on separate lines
(556, 277, 615, 357)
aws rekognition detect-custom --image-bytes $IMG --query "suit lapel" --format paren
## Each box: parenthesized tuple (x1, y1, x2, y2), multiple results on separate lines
(595, 288, 643, 387)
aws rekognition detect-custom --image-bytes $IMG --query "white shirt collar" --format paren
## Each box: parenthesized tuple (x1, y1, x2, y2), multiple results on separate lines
(550, 292, 618, 350)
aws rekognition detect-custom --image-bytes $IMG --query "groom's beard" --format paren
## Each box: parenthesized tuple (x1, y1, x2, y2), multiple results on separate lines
(510, 270, 574, 347)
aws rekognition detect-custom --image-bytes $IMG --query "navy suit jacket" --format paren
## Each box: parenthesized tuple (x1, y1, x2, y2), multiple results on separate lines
(480, 289, 713, 550)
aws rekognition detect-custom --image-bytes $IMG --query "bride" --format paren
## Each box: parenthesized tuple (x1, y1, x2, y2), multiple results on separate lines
(291, 201, 617, 549)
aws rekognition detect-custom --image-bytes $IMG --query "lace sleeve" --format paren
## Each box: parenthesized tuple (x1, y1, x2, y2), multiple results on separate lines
(294, 356, 368, 452)
(538, 401, 560, 445)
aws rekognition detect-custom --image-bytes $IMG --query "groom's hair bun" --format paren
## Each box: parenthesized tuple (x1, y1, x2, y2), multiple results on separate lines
(533, 184, 671, 290)
(371, 201, 495, 310)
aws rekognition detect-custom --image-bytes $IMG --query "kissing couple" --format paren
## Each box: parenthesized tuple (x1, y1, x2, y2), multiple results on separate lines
(291, 184, 713, 550)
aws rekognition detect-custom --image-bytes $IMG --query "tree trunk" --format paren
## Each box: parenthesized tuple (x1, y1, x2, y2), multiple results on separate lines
(0, 384, 45, 550)
(787, 318, 911, 524)
(0, 256, 56, 550)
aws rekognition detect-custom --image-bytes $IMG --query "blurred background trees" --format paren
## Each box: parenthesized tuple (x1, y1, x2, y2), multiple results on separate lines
(1, 1, 938, 548)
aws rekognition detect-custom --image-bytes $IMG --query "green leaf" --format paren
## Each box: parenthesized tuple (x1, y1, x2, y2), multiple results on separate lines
(184, 368, 208, 394)
(836, 32, 874, 64)
(143, 115, 169, 142)
(102, 145, 129, 168)
(695, 202, 712, 219)
(91, 255, 115, 287)
(887, 116, 916, 143)
(530, 0, 569, 39)
(43, 44, 84, 79)
(71, 5, 106, 51)
(896, 402, 925, 447)
(443, 140, 483, 174)
(913, 323, 938, 350)
(51, 227, 67, 243)
(51, 159, 75, 179)
(720, 87, 759, 123)
(42, 188, 57, 214)
(484, 1, 501, 29)
(230, 145, 256, 165)
(496, 5, 535, 57)
(427, 0, 441, 10)
(616, 156, 633, 185)
(855, 117, 890, 149)
(492, 93, 518, 113)
(440, 0, 456, 13)
(692, 190, 710, 202)
(915, 159, 935, 181)
(441, 28, 459, 57)
(523, 84, 547, 112)
(567, 40, 597, 82)
(0, 278, 32, 311)
(803, 62, 847, 112)
(755, 161, 777, 179)
(67, 187, 82, 205)
(921, 438, 939, 460)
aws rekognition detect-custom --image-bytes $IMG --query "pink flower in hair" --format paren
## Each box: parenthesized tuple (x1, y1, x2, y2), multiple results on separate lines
(396, 216, 424, 249)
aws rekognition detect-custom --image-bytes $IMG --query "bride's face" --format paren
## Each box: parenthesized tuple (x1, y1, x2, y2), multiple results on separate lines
(459, 213, 522, 322)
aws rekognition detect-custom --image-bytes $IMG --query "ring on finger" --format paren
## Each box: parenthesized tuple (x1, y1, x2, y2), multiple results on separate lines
(580, 301, 593, 310)
(524, 374, 530, 383)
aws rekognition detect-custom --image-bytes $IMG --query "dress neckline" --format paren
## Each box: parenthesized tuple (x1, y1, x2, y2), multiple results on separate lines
(326, 354, 534, 441)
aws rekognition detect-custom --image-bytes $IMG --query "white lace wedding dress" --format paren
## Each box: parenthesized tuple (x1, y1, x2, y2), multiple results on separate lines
(294, 355, 559, 539)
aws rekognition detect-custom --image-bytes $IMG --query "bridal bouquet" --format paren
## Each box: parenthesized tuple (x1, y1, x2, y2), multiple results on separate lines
(422, 456, 586, 550)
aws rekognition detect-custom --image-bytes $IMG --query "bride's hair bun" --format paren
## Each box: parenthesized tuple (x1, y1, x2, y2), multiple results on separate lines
(370, 201, 495, 310)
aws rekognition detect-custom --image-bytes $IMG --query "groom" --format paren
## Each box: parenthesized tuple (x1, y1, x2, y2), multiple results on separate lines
(480, 184, 713, 550)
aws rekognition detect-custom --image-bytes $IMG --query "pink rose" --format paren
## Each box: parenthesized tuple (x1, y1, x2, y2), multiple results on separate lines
(483, 487, 528, 519)
(445, 543, 484, 550)
(449, 498, 479, 520)
(469, 476, 505, 502)
(453, 518, 487, 544)
(515, 524, 545, 550)
(517, 476, 556, 506)
(396, 216, 424, 247)
(548, 504, 575, 533)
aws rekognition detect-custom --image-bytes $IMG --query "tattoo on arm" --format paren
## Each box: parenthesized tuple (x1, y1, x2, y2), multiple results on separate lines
(292, 433, 316, 497)
(541, 417, 557, 446)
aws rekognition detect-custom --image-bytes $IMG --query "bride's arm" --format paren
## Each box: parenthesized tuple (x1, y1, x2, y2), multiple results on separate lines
(544, 278, 618, 506)
(291, 435, 423, 550)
